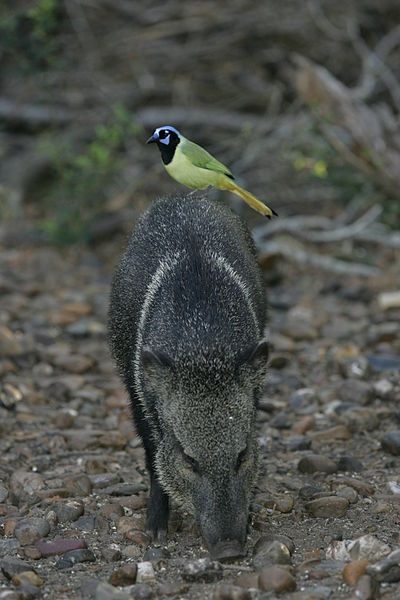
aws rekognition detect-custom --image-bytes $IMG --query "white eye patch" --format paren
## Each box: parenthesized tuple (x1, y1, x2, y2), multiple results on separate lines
(159, 134, 170, 145)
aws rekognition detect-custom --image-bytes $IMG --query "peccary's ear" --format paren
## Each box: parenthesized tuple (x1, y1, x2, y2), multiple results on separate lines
(142, 347, 174, 388)
(243, 339, 269, 372)
(142, 347, 173, 369)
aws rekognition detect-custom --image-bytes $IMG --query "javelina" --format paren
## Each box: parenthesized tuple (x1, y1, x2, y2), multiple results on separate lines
(108, 194, 268, 560)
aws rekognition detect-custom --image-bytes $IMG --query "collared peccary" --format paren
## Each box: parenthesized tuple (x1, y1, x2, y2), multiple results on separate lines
(108, 193, 268, 560)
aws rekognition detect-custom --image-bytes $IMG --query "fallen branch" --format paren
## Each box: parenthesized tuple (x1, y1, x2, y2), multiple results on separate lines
(257, 239, 379, 277)
(0, 98, 75, 127)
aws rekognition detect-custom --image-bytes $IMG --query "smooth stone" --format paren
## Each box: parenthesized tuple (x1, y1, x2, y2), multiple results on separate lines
(1, 556, 33, 579)
(136, 561, 156, 583)
(214, 584, 251, 599)
(101, 483, 145, 496)
(290, 388, 318, 415)
(55, 548, 96, 569)
(336, 486, 358, 504)
(286, 435, 312, 451)
(337, 456, 363, 472)
(308, 425, 351, 442)
(268, 494, 294, 513)
(9, 470, 44, 497)
(353, 574, 379, 599)
(381, 431, 400, 456)
(127, 584, 153, 599)
(327, 535, 391, 562)
(368, 354, 400, 372)
(22, 547, 41, 560)
(12, 583, 40, 599)
(36, 538, 87, 557)
(366, 548, 400, 582)
(269, 412, 292, 429)
(123, 530, 151, 548)
(89, 473, 121, 489)
(14, 518, 50, 545)
(182, 558, 223, 582)
(258, 565, 296, 593)
(343, 560, 369, 585)
(11, 571, 43, 587)
(142, 547, 170, 562)
(338, 380, 371, 405)
(65, 473, 92, 496)
(373, 379, 394, 399)
(80, 577, 100, 597)
(253, 540, 291, 569)
(101, 544, 121, 562)
(109, 563, 137, 586)
(74, 516, 95, 531)
(96, 582, 131, 600)
(235, 572, 259, 589)
(298, 454, 338, 474)
(52, 500, 84, 522)
(99, 502, 125, 521)
(305, 496, 349, 518)
(299, 485, 324, 501)
(0, 590, 19, 600)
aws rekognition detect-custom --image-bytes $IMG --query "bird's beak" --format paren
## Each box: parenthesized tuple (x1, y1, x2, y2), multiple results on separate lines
(146, 134, 157, 144)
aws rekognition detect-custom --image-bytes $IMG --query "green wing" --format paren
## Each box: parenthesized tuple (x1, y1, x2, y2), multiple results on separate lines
(180, 138, 234, 178)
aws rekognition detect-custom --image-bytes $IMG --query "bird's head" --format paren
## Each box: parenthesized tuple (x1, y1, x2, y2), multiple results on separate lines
(146, 126, 181, 149)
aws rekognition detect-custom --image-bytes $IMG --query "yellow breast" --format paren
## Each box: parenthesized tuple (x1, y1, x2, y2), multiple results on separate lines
(165, 147, 223, 189)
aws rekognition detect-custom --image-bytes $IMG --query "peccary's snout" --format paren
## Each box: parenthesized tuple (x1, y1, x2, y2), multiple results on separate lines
(194, 475, 250, 562)
(208, 539, 247, 562)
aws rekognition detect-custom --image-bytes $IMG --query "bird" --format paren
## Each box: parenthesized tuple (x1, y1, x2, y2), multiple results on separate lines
(146, 126, 278, 219)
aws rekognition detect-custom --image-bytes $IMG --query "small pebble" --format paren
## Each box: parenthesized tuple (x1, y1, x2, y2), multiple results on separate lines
(36, 538, 87, 557)
(305, 496, 349, 518)
(353, 574, 379, 599)
(336, 486, 358, 504)
(11, 571, 43, 587)
(96, 582, 131, 600)
(136, 561, 156, 583)
(55, 548, 95, 569)
(128, 583, 153, 599)
(143, 546, 170, 562)
(285, 435, 312, 451)
(101, 544, 122, 562)
(109, 564, 137, 586)
(101, 483, 144, 496)
(214, 584, 251, 599)
(235, 572, 259, 589)
(343, 560, 369, 585)
(253, 540, 291, 569)
(14, 518, 50, 545)
(258, 565, 296, 593)
(182, 558, 223, 583)
(381, 431, 400, 456)
(1, 556, 33, 579)
(52, 500, 84, 523)
(298, 455, 338, 474)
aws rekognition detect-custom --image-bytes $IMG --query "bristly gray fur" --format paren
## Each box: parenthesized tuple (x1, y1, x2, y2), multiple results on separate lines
(108, 192, 268, 555)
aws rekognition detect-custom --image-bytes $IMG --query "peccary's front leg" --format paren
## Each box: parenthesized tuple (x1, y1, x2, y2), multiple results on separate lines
(146, 473, 169, 543)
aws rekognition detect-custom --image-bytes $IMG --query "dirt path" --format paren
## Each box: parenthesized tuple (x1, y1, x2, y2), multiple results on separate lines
(1, 230, 400, 600)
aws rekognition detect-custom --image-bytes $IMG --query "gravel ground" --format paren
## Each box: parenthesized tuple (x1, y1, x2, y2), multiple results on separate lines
(1, 227, 400, 600)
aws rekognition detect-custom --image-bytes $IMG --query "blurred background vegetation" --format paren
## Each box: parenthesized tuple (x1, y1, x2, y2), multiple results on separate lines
(0, 0, 399, 244)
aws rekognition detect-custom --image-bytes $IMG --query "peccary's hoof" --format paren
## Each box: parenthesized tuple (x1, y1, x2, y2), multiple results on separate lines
(209, 540, 247, 562)
(146, 528, 167, 545)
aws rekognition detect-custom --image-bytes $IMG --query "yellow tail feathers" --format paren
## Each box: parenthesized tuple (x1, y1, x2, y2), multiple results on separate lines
(223, 180, 278, 219)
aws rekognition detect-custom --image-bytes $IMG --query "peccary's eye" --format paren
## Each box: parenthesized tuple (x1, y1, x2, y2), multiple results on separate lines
(183, 452, 200, 473)
(236, 446, 248, 471)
